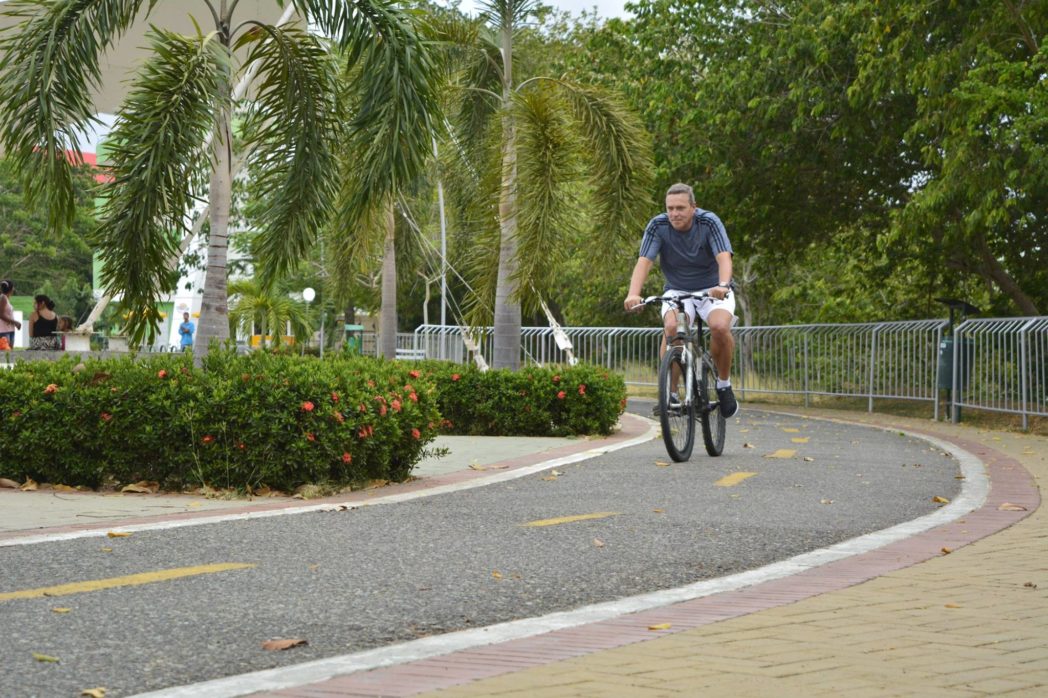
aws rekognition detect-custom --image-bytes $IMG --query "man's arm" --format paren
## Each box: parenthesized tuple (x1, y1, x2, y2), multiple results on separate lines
(709, 251, 733, 300)
(624, 257, 654, 312)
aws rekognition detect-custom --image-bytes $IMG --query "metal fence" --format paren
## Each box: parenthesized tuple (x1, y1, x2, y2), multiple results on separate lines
(953, 317, 1048, 429)
(346, 317, 1048, 427)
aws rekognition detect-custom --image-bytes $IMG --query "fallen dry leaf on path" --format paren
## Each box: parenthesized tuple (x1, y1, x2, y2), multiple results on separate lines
(593, 538, 605, 548)
(52, 484, 77, 492)
(0, 477, 19, 489)
(655, 460, 671, 467)
(648, 623, 672, 631)
(999, 502, 1028, 511)
(51, 608, 71, 614)
(941, 547, 952, 555)
(106, 531, 131, 538)
(21, 478, 38, 491)
(742, 443, 755, 449)
(944, 603, 961, 609)
(491, 570, 503, 580)
(803, 457, 815, 462)
(261, 639, 307, 651)
(32, 652, 59, 663)
(81, 689, 106, 698)
(122, 481, 159, 494)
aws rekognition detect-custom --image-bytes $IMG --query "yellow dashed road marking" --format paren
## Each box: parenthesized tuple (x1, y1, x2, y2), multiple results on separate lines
(781, 427, 800, 433)
(522, 512, 620, 527)
(765, 449, 797, 458)
(0, 563, 256, 602)
(715, 472, 757, 487)
(791, 437, 810, 443)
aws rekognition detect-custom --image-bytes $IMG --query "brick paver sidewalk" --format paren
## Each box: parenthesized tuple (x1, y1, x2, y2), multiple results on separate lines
(259, 409, 1046, 698)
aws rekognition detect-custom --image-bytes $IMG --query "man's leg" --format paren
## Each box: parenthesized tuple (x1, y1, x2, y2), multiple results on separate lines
(706, 308, 734, 380)
(706, 308, 739, 417)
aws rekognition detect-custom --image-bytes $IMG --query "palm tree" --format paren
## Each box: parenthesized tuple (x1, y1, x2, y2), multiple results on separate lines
(227, 278, 312, 349)
(440, 2, 653, 369)
(0, 0, 440, 352)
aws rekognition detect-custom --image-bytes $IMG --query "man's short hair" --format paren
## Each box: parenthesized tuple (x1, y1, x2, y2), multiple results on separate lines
(666, 183, 695, 205)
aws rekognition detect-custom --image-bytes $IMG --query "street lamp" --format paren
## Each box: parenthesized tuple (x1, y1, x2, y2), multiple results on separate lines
(302, 287, 315, 355)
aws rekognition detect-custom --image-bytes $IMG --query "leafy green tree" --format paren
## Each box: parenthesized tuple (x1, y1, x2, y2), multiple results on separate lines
(227, 277, 313, 348)
(0, 157, 96, 317)
(438, 1, 652, 368)
(0, 0, 440, 350)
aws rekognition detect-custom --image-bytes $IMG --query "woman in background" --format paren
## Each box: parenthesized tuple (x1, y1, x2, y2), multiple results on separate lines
(28, 294, 59, 350)
(0, 280, 21, 347)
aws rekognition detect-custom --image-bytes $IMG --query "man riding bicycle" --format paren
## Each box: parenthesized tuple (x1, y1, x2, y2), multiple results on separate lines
(624, 183, 739, 418)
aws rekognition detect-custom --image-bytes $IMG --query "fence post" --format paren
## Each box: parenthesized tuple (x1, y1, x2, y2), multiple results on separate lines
(803, 332, 810, 408)
(1020, 318, 1034, 431)
(868, 324, 881, 412)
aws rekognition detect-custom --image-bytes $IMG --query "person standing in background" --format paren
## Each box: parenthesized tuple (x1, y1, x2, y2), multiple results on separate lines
(0, 280, 21, 347)
(179, 312, 195, 351)
(28, 294, 59, 350)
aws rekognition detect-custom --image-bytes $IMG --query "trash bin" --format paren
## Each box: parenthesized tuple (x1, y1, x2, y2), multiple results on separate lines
(344, 324, 364, 354)
(937, 337, 973, 390)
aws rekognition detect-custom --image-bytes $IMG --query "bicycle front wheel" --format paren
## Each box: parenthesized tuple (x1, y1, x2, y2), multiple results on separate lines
(658, 347, 695, 461)
(699, 358, 726, 456)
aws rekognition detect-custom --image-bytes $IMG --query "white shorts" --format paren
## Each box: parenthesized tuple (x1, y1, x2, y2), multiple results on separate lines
(661, 289, 738, 327)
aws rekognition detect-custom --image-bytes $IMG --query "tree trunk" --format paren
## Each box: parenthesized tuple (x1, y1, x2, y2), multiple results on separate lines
(976, 234, 1039, 315)
(195, 20, 233, 356)
(379, 202, 398, 359)
(492, 22, 521, 370)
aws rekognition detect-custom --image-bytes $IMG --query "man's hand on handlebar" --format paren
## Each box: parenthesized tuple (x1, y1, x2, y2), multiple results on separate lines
(708, 285, 730, 301)
(624, 294, 644, 313)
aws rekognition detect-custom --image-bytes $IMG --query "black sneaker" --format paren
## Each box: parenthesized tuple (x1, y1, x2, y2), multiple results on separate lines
(716, 385, 739, 418)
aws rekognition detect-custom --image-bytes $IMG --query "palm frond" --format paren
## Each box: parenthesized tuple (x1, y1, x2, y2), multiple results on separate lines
(476, 0, 540, 30)
(228, 277, 313, 346)
(235, 22, 339, 287)
(511, 88, 581, 312)
(558, 81, 654, 237)
(94, 27, 228, 344)
(0, 0, 158, 231)
(298, 0, 441, 216)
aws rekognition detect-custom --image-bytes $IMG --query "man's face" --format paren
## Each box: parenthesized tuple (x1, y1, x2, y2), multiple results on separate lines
(665, 193, 696, 232)
(184, 313, 190, 322)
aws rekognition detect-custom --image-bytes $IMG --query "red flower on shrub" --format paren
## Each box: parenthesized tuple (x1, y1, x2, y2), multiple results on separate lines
(306, 432, 316, 442)
(409, 370, 420, 379)
(157, 370, 168, 379)
(358, 403, 367, 413)
(44, 383, 58, 394)
(342, 452, 352, 464)
(411, 428, 421, 440)
(367, 379, 376, 388)
(578, 384, 586, 395)
(301, 401, 315, 413)
(331, 392, 339, 403)
(201, 434, 214, 444)
(241, 373, 251, 382)
(333, 411, 345, 424)
(391, 399, 402, 413)
(237, 442, 246, 450)
(358, 425, 373, 439)
(552, 374, 561, 383)
(408, 392, 418, 403)
(11, 410, 21, 419)
(404, 383, 414, 393)
(100, 412, 112, 422)
(379, 403, 388, 417)
(451, 373, 460, 381)
(441, 418, 453, 429)
(557, 390, 566, 400)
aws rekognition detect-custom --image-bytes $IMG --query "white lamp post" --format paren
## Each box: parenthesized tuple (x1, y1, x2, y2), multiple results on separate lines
(302, 287, 315, 354)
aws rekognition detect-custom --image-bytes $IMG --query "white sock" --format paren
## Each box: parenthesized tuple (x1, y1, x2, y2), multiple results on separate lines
(716, 378, 731, 389)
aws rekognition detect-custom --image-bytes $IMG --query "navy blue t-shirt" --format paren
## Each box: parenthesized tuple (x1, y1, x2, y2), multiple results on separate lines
(638, 208, 732, 291)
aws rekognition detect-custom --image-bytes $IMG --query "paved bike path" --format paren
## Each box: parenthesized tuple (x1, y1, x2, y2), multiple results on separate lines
(0, 407, 1027, 697)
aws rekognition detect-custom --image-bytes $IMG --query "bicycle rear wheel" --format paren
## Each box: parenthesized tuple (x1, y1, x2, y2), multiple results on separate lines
(699, 358, 726, 456)
(658, 347, 695, 461)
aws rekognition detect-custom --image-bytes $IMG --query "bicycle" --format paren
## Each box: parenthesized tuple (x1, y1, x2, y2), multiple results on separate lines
(638, 291, 727, 461)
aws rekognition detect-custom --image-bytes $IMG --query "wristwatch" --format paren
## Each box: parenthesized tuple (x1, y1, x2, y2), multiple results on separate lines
(717, 281, 731, 289)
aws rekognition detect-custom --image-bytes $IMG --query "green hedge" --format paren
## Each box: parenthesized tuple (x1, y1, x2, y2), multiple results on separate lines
(0, 353, 627, 491)
(0, 352, 440, 491)
(415, 361, 627, 437)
